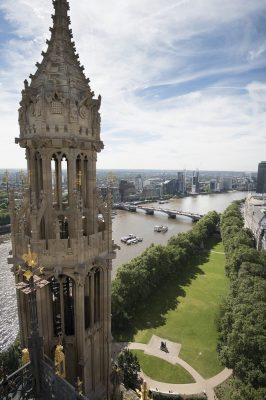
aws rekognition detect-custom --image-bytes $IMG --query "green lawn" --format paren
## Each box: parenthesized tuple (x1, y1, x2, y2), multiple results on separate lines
(131, 350, 195, 384)
(134, 240, 229, 378)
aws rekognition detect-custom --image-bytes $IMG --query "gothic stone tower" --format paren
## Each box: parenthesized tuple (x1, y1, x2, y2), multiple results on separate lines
(9, 1, 115, 398)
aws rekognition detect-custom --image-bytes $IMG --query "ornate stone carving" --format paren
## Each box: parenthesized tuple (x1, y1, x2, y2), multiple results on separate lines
(69, 99, 78, 122)
(92, 141, 104, 153)
(46, 91, 65, 115)
(79, 104, 89, 119)
(35, 94, 43, 117)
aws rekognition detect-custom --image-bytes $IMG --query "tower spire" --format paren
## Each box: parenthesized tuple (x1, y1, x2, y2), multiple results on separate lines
(48, 0, 75, 57)
(14, 1, 113, 398)
(51, 0, 72, 37)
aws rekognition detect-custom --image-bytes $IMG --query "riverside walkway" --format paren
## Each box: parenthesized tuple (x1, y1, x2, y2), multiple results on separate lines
(113, 335, 232, 400)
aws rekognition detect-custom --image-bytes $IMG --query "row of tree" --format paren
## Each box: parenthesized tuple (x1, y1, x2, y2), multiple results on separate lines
(217, 202, 266, 400)
(112, 211, 220, 337)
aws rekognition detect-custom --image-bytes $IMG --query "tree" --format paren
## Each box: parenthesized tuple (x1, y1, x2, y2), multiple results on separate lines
(220, 377, 266, 400)
(218, 202, 266, 397)
(117, 349, 140, 390)
(0, 210, 10, 226)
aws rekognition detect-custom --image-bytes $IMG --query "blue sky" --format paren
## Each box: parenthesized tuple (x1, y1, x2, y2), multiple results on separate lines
(0, 0, 266, 170)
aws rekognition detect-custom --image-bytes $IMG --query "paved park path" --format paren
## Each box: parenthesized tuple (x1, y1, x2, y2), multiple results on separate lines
(113, 335, 232, 400)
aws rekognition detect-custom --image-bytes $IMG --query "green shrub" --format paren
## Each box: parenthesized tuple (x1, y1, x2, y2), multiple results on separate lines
(117, 349, 140, 390)
(217, 203, 266, 399)
(0, 210, 10, 226)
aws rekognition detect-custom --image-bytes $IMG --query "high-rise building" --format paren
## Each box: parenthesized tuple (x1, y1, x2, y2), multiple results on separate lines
(9, 1, 115, 398)
(163, 179, 178, 195)
(256, 161, 266, 194)
(192, 170, 200, 194)
(177, 171, 185, 194)
(135, 174, 143, 191)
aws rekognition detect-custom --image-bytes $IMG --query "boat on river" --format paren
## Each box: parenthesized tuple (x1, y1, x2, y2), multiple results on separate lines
(121, 234, 143, 244)
(126, 237, 143, 245)
(154, 225, 168, 233)
(121, 234, 136, 243)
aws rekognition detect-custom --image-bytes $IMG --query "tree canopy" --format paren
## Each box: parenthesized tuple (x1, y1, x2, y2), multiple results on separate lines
(117, 349, 140, 390)
(217, 202, 266, 399)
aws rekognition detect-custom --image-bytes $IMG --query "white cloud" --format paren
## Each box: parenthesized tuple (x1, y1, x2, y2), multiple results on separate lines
(0, 0, 265, 170)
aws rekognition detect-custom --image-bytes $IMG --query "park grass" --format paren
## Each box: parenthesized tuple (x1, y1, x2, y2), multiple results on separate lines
(134, 239, 229, 378)
(131, 350, 195, 384)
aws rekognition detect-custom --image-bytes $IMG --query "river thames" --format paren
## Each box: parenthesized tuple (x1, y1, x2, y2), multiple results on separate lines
(112, 191, 247, 274)
(0, 191, 247, 350)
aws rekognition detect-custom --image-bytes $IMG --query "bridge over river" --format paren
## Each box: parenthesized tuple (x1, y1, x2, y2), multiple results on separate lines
(114, 203, 204, 222)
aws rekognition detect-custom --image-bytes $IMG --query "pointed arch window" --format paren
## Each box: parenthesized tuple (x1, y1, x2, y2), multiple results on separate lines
(61, 155, 69, 206)
(51, 153, 69, 208)
(51, 155, 60, 206)
(34, 151, 43, 203)
(84, 274, 91, 330)
(84, 268, 101, 330)
(76, 154, 88, 207)
(50, 276, 75, 337)
(94, 269, 101, 324)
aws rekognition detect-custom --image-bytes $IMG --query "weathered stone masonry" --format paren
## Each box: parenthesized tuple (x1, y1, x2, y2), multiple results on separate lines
(9, 1, 116, 398)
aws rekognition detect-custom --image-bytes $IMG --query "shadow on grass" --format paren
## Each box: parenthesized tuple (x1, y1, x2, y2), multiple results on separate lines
(114, 238, 221, 342)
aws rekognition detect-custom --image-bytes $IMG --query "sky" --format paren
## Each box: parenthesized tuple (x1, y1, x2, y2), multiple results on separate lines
(0, 0, 266, 171)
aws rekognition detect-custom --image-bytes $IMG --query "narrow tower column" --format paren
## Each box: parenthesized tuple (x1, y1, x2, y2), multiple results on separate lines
(11, 1, 114, 398)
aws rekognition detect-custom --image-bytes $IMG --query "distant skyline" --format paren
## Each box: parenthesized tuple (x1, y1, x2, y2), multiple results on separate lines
(0, 0, 266, 170)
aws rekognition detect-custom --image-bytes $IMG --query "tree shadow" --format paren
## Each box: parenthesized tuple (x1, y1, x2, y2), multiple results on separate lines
(116, 245, 213, 342)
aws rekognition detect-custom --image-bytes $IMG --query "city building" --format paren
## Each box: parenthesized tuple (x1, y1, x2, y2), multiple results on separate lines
(244, 194, 266, 251)
(177, 171, 186, 194)
(218, 176, 233, 191)
(9, 1, 116, 398)
(191, 170, 200, 194)
(119, 180, 136, 202)
(98, 185, 120, 203)
(143, 177, 163, 198)
(209, 179, 218, 192)
(256, 161, 266, 194)
(163, 179, 178, 195)
(135, 174, 143, 191)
